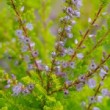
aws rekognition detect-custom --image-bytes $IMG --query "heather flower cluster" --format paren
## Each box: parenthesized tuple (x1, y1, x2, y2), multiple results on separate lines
(4, 72, 34, 96)
(50, 0, 83, 78)
(15, 27, 46, 71)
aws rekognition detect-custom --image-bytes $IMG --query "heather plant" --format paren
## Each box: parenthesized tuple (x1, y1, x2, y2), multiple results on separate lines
(0, 0, 110, 110)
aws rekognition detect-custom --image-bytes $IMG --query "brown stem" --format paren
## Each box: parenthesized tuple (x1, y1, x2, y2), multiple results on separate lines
(10, 0, 43, 85)
(87, 75, 107, 110)
(50, 54, 110, 95)
(46, 19, 67, 93)
(86, 30, 110, 57)
(49, 5, 104, 94)
(69, 5, 103, 62)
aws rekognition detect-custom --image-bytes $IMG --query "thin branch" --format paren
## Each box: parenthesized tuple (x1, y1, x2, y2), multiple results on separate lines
(85, 30, 110, 57)
(69, 5, 103, 62)
(87, 74, 107, 110)
(48, 5, 104, 94)
(50, 54, 110, 95)
(10, 0, 43, 85)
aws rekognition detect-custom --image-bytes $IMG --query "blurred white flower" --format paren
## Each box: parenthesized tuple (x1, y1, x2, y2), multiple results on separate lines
(87, 78, 96, 89)
(88, 17, 92, 23)
(15, 29, 23, 37)
(26, 23, 33, 31)
(99, 69, 107, 78)
(97, 95, 103, 103)
(93, 107, 100, 110)
(76, 53, 84, 59)
(12, 83, 22, 95)
(20, 6, 25, 12)
(101, 89, 109, 96)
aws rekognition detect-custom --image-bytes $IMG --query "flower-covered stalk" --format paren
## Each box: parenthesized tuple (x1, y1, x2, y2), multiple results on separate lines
(46, 0, 83, 93)
(69, 4, 104, 62)
(47, 2, 104, 94)
(50, 54, 110, 95)
(10, 0, 44, 85)
(87, 69, 108, 110)
(3, 72, 34, 96)
(50, 0, 82, 71)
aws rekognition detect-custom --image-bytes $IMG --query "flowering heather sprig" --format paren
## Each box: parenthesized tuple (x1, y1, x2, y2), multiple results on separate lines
(69, 4, 104, 62)
(10, 0, 46, 85)
(47, 0, 83, 93)
(50, 54, 110, 94)
(54, 0, 82, 64)
(87, 68, 109, 110)
(3, 72, 34, 96)
(46, 1, 106, 95)
(51, 1, 103, 77)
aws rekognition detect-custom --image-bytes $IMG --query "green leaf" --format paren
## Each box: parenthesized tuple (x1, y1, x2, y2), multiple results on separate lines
(100, 0, 110, 6)
(0, 107, 8, 110)
(35, 84, 47, 95)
